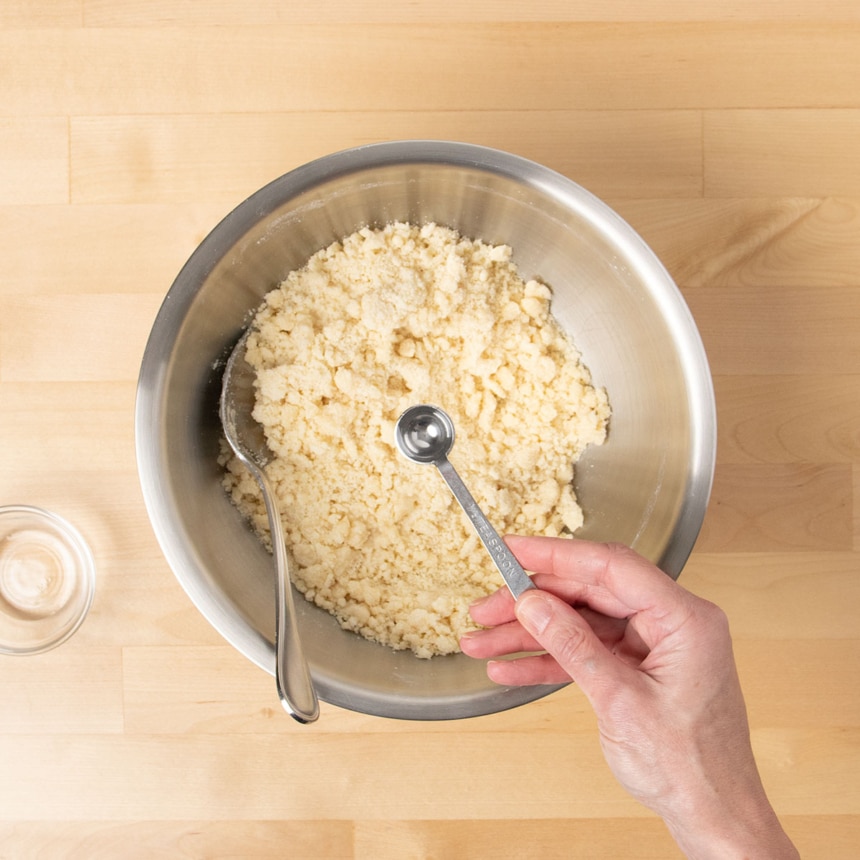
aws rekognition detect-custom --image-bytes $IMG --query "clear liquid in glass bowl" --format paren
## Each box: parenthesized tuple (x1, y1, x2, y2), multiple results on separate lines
(0, 506, 95, 655)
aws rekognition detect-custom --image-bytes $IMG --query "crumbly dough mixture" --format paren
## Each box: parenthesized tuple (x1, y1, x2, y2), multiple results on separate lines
(222, 222, 609, 658)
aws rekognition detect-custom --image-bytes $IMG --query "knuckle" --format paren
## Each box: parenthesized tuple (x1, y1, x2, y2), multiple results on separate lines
(701, 599, 732, 636)
(604, 541, 643, 564)
(549, 618, 591, 669)
(693, 594, 729, 627)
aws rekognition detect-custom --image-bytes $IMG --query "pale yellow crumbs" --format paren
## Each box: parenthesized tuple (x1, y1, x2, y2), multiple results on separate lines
(222, 222, 609, 658)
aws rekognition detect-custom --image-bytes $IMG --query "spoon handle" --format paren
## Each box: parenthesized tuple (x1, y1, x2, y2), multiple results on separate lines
(434, 457, 535, 599)
(257, 467, 320, 723)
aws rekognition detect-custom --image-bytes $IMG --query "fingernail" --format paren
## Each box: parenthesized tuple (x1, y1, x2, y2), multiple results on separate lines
(486, 661, 508, 684)
(469, 593, 492, 610)
(516, 592, 552, 635)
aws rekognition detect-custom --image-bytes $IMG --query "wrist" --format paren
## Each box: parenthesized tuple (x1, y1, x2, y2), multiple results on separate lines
(663, 787, 799, 860)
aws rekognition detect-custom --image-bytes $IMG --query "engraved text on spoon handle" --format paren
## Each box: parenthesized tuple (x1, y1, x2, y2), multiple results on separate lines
(435, 456, 535, 599)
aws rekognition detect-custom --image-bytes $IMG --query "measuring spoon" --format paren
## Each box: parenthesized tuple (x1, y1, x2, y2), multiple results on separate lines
(394, 404, 535, 599)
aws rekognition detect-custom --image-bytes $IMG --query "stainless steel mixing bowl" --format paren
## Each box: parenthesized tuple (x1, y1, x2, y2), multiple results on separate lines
(135, 141, 716, 720)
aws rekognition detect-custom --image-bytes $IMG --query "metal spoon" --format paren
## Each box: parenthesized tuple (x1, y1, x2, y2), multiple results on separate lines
(220, 329, 319, 724)
(394, 404, 535, 599)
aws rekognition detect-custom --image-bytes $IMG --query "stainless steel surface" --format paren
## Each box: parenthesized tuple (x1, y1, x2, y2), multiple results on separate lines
(394, 403, 456, 464)
(135, 140, 716, 720)
(220, 331, 319, 724)
(395, 405, 536, 600)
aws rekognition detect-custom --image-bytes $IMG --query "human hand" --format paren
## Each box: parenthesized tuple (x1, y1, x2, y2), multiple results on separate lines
(460, 536, 798, 860)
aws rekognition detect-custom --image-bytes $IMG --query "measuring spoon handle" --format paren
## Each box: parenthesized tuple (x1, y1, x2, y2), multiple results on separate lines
(434, 456, 535, 599)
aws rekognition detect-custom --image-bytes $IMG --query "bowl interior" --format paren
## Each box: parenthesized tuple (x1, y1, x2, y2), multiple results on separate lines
(136, 142, 715, 719)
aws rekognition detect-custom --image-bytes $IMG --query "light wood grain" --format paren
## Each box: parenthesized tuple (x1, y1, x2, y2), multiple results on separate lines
(855, 464, 860, 553)
(613, 197, 860, 288)
(0, 821, 354, 860)
(0, 731, 637, 820)
(0, 118, 68, 205)
(685, 286, 860, 375)
(698, 463, 853, 552)
(6, 815, 858, 860)
(0, 728, 855, 820)
(0, 0, 82, 27)
(70, 111, 703, 204)
(4, 815, 857, 860)
(713, 375, 860, 464)
(0, 383, 135, 475)
(1, 4, 858, 858)
(705, 110, 860, 198)
(0, 647, 123, 734)
(683, 551, 860, 639)
(78, 0, 860, 26)
(2, 24, 858, 116)
(0, 204, 223, 294)
(0, 294, 161, 382)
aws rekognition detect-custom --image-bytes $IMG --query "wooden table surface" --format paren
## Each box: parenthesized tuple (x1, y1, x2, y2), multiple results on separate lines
(2, 3, 859, 857)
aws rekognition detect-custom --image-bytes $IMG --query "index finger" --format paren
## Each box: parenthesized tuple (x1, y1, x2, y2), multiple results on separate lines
(505, 536, 697, 641)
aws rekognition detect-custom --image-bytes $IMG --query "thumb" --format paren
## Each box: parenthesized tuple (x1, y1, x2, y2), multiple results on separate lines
(515, 590, 629, 707)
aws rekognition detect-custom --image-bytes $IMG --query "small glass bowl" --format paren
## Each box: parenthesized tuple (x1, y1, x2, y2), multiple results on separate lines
(0, 505, 95, 655)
